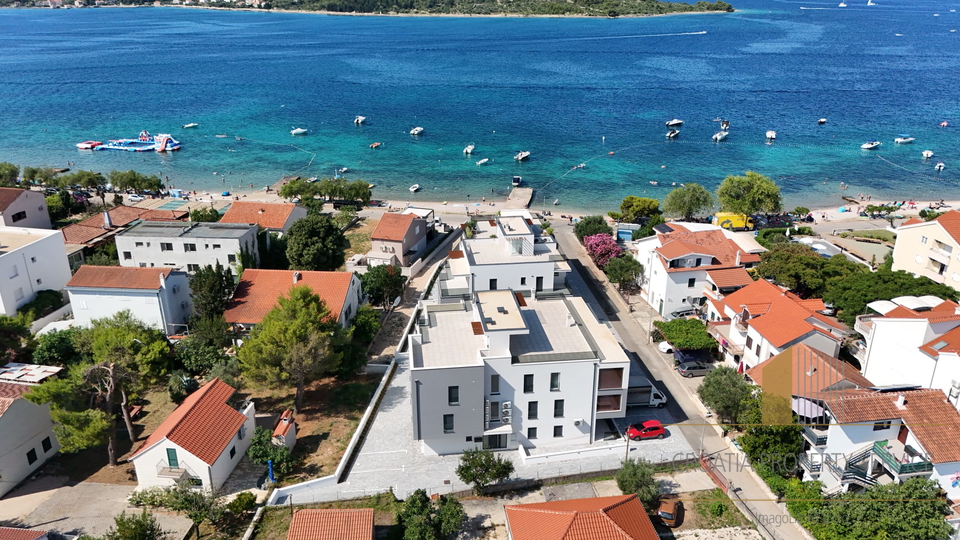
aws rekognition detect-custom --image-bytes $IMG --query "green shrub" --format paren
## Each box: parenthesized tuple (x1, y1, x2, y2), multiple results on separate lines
(128, 487, 177, 508)
(708, 500, 726, 517)
(17, 290, 65, 324)
(226, 491, 257, 514)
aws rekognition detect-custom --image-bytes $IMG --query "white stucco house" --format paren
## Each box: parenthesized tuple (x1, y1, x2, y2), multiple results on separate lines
(127, 378, 255, 491)
(0, 364, 63, 498)
(409, 290, 630, 456)
(115, 221, 258, 273)
(0, 227, 72, 317)
(0, 188, 51, 230)
(65, 266, 192, 336)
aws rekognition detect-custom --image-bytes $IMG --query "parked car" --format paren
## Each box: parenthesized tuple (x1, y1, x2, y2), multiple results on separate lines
(665, 307, 698, 321)
(657, 341, 674, 354)
(676, 361, 714, 378)
(128, 194, 145, 202)
(658, 497, 684, 527)
(624, 420, 665, 441)
(673, 348, 713, 365)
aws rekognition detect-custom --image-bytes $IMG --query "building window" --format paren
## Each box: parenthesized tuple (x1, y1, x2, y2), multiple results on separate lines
(448, 386, 460, 406)
(238, 426, 246, 440)
(30, 257, 36, 263)
(696, 257, 702, 266)
(228, 254, 237, 263)
(528, 401, 538, 420)
(527, 427, 537, 440)
(523, 374, 534, 393)
(26, 448, 37, 465)
(755, 344, 761, 356)
(14, 288, 23, 301)
(41, 437, 52, 453)
(11, 211, 26, 223)
(873, 420, 891, 431)
(553, 426, 563, 438)
(212, 244, 221, 249)
(10, 265, 17, 278)
(36, 278, 41, 285)
(139, 263, 147, 268)
(490, 401, 500, 421)
(550, 373, 560, 391)
(490, 374, 500, 395)
(489, 278, 497, 290)
(921, 236, 928, 244)
(520, 277, 527, 286)
(160, 243, 173, 251)
(230, 446, 236, 459)
(123, 251, 132, 260)
(443, 414, 455, 433)
(745, 336, 753, 349)
(184, 243, 197, 252)
(135, 242, 144, 247)
(554, 399, 564, 418)
(187, 264, 200, 272)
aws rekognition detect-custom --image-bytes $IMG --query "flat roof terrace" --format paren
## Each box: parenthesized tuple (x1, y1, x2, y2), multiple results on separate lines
(414, 308, 485, 369)
(119, 221, 255, 239)
(510, 298, 593, 361)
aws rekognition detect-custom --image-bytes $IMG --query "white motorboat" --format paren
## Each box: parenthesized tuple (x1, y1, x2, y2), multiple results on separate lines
(339, 167, 350, 174)
(290, 127, 307, 135)
(514, 151, 531, 161)
(838, 1, 846, 6)
(867, 0, 875, 5)
(861, 140, 882, 150)
(936, 162, 946, 171)
(409, 184, 420, 193)
(182, 123, 199, 129)
(354, 116, 366, 124)
(818, 118, 827, 125)
(553, 199, 559, 205)
(666, 129, 680, 139)
(895, 135, 915, 144)
(712, 131, 728, 142)
(410, 126, 424, 135)
(720, 120, 730, 131)
(923, 150, 935, 159)
(665, 119, 684, 127)
(766, 130, 777, 140)
(476, 158, 489, 166)
(512, 176, 522, 186)
(463, 145, 475, 154)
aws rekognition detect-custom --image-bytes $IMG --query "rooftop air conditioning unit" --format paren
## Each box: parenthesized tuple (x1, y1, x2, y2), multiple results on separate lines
(501, 415, 511, 424)
(501, 401, 512, 413)
(573, 419, 583, 427)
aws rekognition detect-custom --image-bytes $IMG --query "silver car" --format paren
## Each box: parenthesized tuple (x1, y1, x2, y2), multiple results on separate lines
(676, 361, 714, 378)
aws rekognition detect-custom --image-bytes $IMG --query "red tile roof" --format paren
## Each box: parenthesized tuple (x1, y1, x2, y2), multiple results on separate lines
(286, 509, 374, 540)
(66, 266, 172, 290)
(920, 325, 960, 357)
(821, 388, 960, 464)
(747, 344, 873, 397)
(220, 201, 299, 230)
(273, 409, 295, 438)
(875, 300, 960, 324)
(898, 210, 960, 243)
(224, 269, 355, 325)
(0, 527, 48, 540)
(0, 188, 28, 212)
(505, 495, 658, 540)
(0, 382, 32, 418)
(371, 213, 416, 242)
(61, 206, 188, 246)
(129, 378, 246, 466)
(706, 268, 754, 289)
(654, 229, 761, 273)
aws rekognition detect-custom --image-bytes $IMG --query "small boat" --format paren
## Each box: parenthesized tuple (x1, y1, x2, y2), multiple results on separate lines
(410, 127, 424, 135)
(463, 145, 475, 154)
(370, 142, 382, 149)
(666, 129, 680, 139)
(339, 167, 350, 174)
(720, 120, 730, 131)
(354, 116, 366, 124)
(368, 183, 375, 189)
(894, 135, 915, 144)
(923, 150, 935, 159)
(476, 158, 489, 166)
(572, 163, 586, 169)
(766, 130, 777, 140)
(553, 199, 559, 205)
(235, 136, 244, 141)
(712, 131, 728, 142)
(867, 0, 875, 5)
(649, 181, 659, 186)
(838, 1, 846, 6)
(861, 140, 882, 150)
(182, 123, 199, 129)
(291, 127, 307, 135)
(215, 134, 228, 138)
(936, 162, 946, 171)
(665, 119, 684, 127)
(514, 151, 531, 161)
(818, 118, 827, 125)
(940, 121, 950, 128)
(76, 140, 102, 150)
(409, 184, 420, 193)
(512, 176, 522, 187)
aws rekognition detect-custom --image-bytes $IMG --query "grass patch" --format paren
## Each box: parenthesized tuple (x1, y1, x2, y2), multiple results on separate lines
(253, 492, 403, 540)
(839, 230, 896, 242)
(692, 488, 753, 529)
(342, 217, 377, 263)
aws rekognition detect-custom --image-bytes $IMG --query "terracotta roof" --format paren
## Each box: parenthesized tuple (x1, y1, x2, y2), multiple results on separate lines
(706, 268, 753, 289)
(747, 344, 873, 397)
(821, 388, 960, 464)
(920, 325, 960, 357)
(874, 300, 960, 324)
(898, 210, 960, 243)
(273, 409, 295, 438)
(0, 382, 32, 418)
(220, 201, 299, 230)
(0, 188, 28, 212)
(224, 269, 355, 325)
(371, 213, 416, 242)
(505, 494, 658, 540)
(656, 240, 713, 260)
(0, 527, 48, 540)
(900, 217, 924, 227)
(286, 509, 374, 540)
(67, 266, 172, 290)
(61, 206, 188, 246)
(129, 378, 246, 466)
(654, 229, 762, 271)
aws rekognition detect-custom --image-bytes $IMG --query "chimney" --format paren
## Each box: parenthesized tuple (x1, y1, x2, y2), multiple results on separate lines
(896, 394, 907, 409)
(293, 271, 302, 284)
(806, 367, 816, 377)
(258, 208, 265, 214)
(735, 250, 741, 266)
(954, 303, 960, 316)
(103, 211, 112, 229)
(159, 272, 166, 289)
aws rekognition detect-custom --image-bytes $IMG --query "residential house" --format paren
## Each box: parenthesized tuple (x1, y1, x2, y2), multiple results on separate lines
(852, 295, 960, 408)
(286, 509, 373, 540)
(0, 364, 63, 498)
(224, 269, 362, 332)
(747, 344, 874, 397)
(127, 378, 255, 491)
(704, 279, 848, 370)
(632, 222, 764, 320)
(0, 528, 50, 540)
(272, 409, 297, 451)
(0, 227, 72, 317)
(428, 213, 568, 303)
(219, 201, 306, 234)
(0, 188, 50, 230)
(65, 266, 191, 336)
(409, 290, 631, 456)
(367, 213, 428, 267)
(892, 210, 960, 290)
(504, 494, 659, 540)
(60, 206, 188, 268)
(115, 221, 258, 273)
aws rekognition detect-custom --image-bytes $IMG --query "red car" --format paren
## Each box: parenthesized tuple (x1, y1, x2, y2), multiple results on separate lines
(625, 420, 665, 441)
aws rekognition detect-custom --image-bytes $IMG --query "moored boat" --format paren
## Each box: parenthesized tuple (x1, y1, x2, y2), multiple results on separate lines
(514, 151, 531, 161)
(936, 162, 946, 171)
(766, 130, 777, 140)
(895, 135, 915, 144)
(861, 140, 882, 150)
(666, 129, 680, 139)
(76, 140, 102, 150)
(476, 158, 489, 166)
(818, 118, 827, 125)
(354, 116, 366, 124)
(409, 184, 420, 192)
(923, 150, 935, 159)
(370, 142, 382, 149)
(410, 126, 424, 135)
(291, 127, 307, 135)
(712, 131, 728, 142)
(182, 123, 199, 129)
(940, 121, 950, 128)
(463, 145, 475, 154)
(665, 119, 684, 127)
(512, 176, 522, 186)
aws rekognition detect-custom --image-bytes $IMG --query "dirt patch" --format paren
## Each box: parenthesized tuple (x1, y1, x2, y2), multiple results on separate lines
(253, 492, 402, 540)
(343, 217, 378, 263)
(654, 488, 753, 534)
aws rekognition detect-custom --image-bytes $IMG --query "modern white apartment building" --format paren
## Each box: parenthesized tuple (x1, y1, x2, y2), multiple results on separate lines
(115, 221, 258, 273)
(409, 290, 630, 456)
(0, 227, 72, 317)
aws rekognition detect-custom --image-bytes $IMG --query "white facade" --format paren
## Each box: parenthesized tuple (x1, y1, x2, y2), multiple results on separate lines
(0, 189, 51, 230)
(0, 397, 60, 498)
(410, 291, 630, 456)
(0, 228, 72, 317)
(115, 221, 258, 273)
(67, 271, 192, 335)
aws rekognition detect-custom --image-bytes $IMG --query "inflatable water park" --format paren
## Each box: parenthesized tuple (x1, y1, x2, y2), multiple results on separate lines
(78, 131, 181, 152)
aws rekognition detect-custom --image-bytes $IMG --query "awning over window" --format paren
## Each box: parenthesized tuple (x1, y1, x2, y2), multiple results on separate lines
(792, 397, 824, 418)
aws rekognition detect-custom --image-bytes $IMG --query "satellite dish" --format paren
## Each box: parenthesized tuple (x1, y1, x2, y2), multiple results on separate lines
(392, 296, 402, 308)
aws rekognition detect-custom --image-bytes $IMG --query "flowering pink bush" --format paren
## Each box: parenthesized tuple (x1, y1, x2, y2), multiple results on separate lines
(584, 233, 623, 269)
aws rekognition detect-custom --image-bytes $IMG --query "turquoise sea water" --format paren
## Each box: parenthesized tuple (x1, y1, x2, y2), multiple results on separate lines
(1, 1, 959, 212)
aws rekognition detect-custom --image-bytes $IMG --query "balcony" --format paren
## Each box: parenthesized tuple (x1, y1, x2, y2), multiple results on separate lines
(798, 453, 822, 473)
(854, 314, 878, 338)
(850, 340, 867, 363)
(873, 440, 934, 476)
(802, 425, 829, 447)
(596, 394, 622, 412)
(156, 460, 198, 480)
(597, 368, 624, 390)
(707, 323, 744, 355)
(929, 246, 952, 264)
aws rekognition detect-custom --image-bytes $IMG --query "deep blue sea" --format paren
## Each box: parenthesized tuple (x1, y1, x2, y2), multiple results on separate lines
(1, 1, 959, 212)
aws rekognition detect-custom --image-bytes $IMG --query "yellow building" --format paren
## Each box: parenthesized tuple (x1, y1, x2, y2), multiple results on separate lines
(892, 210, 960, 289)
